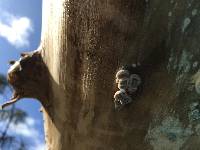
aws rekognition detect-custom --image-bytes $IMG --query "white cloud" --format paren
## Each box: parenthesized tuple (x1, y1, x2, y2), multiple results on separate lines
(10, 121, 39, 138)
(29, 141, 45, 150)
(0, 12, 33, 48)
(25, 117, 35, 126)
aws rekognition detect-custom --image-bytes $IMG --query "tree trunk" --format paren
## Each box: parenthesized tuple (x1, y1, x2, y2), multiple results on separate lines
(40, 0, 200, 149)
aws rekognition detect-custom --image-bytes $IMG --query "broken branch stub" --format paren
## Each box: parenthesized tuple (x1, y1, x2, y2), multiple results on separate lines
(2, 50, 50, 109)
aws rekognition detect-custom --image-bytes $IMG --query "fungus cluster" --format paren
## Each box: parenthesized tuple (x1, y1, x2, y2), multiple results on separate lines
(114, 64, 142, 110)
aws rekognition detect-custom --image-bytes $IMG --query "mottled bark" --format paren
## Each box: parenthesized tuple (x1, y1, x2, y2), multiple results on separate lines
(39, 0, 200, 149)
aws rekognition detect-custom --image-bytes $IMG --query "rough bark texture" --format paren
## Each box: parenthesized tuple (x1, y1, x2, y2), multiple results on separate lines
(39, 0, 200, 149)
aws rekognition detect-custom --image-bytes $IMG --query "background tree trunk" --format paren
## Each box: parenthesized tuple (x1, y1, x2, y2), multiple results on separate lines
(40, 0, 200, 149)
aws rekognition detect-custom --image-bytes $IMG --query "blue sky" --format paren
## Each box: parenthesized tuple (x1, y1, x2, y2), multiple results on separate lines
(0, 0, 45, 149)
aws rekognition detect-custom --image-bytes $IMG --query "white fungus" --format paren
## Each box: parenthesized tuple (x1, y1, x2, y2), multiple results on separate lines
(182, 17, 191, 33)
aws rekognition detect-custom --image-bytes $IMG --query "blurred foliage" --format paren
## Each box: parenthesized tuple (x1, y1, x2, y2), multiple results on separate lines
(0, 105, 28, 150)
(0, 133, 26, 150)
(0, 74, 7, 94)
(0, 109, 27, 125)
(0, 74, 28, 150)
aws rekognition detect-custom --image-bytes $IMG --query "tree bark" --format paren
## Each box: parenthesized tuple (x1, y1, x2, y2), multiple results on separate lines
(38, 0, 200, 149)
